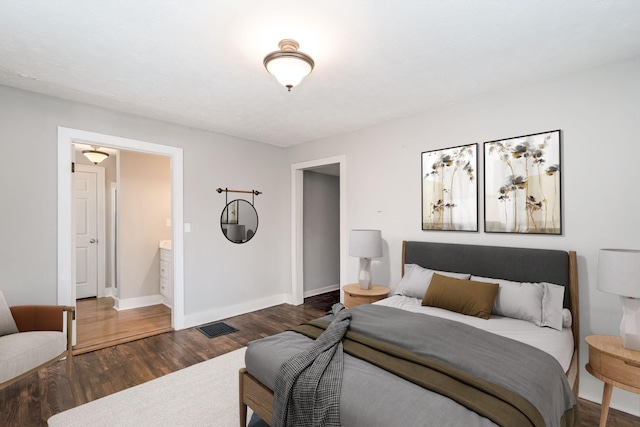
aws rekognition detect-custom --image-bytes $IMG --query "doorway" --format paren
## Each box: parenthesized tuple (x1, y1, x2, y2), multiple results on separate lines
(57, 127, 185, 346)
(291, 155, 347, 305)
(302, 167, 340, 300)
(71, 146, 173, 353)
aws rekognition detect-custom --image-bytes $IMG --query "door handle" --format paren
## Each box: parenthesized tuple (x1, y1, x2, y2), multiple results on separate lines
(89, 239, 96, 243)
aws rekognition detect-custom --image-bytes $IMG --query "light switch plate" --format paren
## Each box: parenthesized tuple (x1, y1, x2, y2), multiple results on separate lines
(165, 218, 172, 227)
(184, 223, 191, 233)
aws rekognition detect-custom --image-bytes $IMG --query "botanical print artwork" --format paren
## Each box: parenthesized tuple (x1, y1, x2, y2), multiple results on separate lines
(484, 130, 561, 234)
(422, 144, 478, 231)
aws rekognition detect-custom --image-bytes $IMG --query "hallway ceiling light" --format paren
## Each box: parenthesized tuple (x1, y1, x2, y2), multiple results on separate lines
(82, 145, 109, 164)
(263, 39, 314, 91)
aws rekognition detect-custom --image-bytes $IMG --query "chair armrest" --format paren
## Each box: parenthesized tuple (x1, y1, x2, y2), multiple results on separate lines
(9, 305, 74, 332)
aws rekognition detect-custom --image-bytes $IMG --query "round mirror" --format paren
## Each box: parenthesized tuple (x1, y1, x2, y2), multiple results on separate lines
(221, 199, 258, 244)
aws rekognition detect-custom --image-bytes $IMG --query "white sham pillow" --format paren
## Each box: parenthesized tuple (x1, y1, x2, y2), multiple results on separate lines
(541, 282, 566, 331)
(391, 264, 414, 296)
(470, 276, 568, 331)
(394, 264, 470, 299)
(471, 275, 544, 325)
(562, 308, 572, 329)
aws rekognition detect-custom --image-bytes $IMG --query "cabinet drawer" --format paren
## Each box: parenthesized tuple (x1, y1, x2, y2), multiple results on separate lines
(592, 349, 640, 388)
(160, 261, 172, 275)
(160, 249, 173, 262)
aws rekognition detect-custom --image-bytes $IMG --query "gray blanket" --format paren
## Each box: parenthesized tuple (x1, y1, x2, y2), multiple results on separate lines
(272, 303, 351, 427)
(246, 304, 576, 427)
(325, 305, 576, 426)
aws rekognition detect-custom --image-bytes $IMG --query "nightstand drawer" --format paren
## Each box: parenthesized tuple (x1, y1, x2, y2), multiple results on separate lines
(590, 347, 640, 388)
(344, 293, 377, 307)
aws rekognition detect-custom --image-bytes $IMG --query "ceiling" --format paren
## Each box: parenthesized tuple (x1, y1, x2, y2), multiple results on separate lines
(1, 1, 640, 148)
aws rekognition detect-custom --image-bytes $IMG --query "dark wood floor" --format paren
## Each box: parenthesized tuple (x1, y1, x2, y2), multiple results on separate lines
(303, 289, 340, 312)
(1, 290, 638, 426)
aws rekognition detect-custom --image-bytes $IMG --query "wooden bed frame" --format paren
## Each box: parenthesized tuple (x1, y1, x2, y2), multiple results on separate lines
(239, 241, 580, 426)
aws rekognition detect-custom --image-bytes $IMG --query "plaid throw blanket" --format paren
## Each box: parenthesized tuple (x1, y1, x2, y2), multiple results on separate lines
(272, 303, 351, 427)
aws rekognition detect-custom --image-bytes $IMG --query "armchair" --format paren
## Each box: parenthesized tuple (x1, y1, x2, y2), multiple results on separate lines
(0, 291, 74, 389)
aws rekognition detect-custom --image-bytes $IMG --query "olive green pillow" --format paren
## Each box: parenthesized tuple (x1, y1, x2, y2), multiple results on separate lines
(422, 273, 499, 320)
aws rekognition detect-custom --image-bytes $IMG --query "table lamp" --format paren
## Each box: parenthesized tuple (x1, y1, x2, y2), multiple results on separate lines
(349, 229, 382, 290)
(597, 249, 640, 350)
(227, 224, 246, 243)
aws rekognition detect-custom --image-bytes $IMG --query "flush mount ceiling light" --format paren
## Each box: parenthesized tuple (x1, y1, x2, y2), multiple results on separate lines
(82, 145, 109, 164)
(263, 39, 314, 91)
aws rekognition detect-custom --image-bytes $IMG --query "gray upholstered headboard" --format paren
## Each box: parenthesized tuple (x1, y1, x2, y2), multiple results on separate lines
(402, 240, 580, 397)
(403, 241, 572, 308)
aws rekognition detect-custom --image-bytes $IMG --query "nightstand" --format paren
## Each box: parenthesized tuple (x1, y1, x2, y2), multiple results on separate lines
(585, 335, 640, 427)
(343, 284, 390, 308)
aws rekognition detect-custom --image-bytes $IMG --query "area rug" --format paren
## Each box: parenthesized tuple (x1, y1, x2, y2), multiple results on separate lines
(48, 347, 251, 426)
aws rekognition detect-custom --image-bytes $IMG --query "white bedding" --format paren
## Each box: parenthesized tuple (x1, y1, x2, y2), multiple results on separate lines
(375, 294, 574, 372)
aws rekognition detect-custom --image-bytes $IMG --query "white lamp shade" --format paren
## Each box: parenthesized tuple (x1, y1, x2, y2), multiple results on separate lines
(82, 149, 109, 164)
(349, 229, 382, 258)
(266, 56, 312, 88)
(597, 249, 640, 298)
(227, 224, 246, 242)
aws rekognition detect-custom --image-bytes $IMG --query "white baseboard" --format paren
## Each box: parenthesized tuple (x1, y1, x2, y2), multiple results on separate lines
(103, 287, 116, 297)
(283, 293, 298, 305)
(303, 284, 340, 298)
(184, 294, 289, 329)
(162, 295, 173, 309)
(113, 294, 164, 311)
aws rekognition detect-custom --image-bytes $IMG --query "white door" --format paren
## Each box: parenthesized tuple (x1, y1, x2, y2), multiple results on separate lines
(75, 170, 98, 299)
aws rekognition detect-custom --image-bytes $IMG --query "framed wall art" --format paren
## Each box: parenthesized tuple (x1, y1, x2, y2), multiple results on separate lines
(421, 144, 478, 231)
(484, 130, 561, 234)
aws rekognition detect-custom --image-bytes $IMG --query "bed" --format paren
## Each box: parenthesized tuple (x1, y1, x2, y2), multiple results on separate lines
(239, 241, 580, 426)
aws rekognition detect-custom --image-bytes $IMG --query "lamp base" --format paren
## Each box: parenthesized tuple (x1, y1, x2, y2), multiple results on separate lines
(620, 296, 640, 351)
(358, 258, 372, 290)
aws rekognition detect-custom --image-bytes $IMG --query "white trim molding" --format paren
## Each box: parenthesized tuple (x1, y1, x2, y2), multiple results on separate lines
(184, 294, 289, 329)
(57, 127, 186, 330)
(303, 284, 340, 299)
(112, 294, 165, 311)
(290, 155, 347, 305)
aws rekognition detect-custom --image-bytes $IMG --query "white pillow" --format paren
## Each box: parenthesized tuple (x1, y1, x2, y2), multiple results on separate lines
(391, 264, 417, 295)
(562, 308, 572, 329)
(0, 291, 19, 337)
(471, 275, 544, 325)
(541, 282, 565, 331)
(394, 264, 470, 299)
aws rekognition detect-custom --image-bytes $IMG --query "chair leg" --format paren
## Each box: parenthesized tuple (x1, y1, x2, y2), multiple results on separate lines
(66, 351, 72, 377)
(65, 306, 74, 377)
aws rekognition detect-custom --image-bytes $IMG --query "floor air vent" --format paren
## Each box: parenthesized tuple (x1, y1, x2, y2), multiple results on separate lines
(197, 322, 238, 339)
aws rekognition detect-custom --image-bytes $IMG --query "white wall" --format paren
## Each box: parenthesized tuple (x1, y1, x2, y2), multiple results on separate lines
(303, 171, 340, 295)
(287, 57, 640, 415)
(118, 150, 171, 301)
(0, 84, 290, 328)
